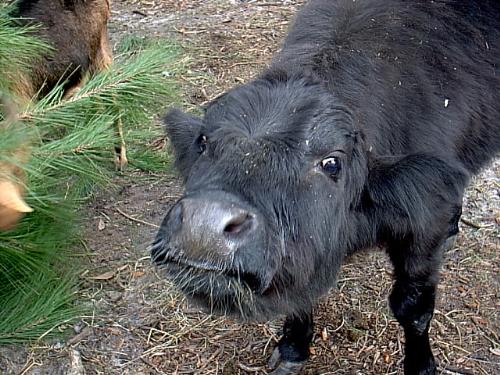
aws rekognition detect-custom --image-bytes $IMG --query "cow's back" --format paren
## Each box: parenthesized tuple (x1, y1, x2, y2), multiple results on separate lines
(274, 0, 500, 173)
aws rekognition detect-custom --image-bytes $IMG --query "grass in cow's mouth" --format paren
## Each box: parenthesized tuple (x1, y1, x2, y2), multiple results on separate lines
(172, 257, 226, 272)
(165, 258, 263, 294)
(225, 269, 263, 294)
(161, 260, 262, 318)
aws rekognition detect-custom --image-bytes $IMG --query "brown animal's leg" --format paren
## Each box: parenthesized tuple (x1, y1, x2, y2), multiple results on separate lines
(99, 39, 128, 170)
(91, 25, 113, 73)
(89, 23, 127, 170)
(268, 310, 313, 375)
(115, 116, 128, 170)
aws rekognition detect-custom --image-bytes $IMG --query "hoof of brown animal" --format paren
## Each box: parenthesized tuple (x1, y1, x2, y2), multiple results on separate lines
(267, 348, 305, 375)
(0, 180, 33, 231)
(114, 145, 128, 171)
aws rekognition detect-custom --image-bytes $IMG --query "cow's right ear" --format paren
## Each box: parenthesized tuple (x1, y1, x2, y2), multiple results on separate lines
(163, 109, 204, 179)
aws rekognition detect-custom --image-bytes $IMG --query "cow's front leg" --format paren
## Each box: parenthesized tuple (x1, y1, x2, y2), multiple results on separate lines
(268, 310, 313, 375)
(387, 239, 447, 375)
(390, 278, 437, 375)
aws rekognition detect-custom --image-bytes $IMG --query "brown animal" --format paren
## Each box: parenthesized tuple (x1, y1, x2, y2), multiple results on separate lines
(0, 0, 125, 231)
(11, 0, 113, 99)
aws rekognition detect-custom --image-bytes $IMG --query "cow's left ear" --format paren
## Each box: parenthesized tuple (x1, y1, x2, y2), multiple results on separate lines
(362, 154, 468, 238)
(163, 109, 204, 180)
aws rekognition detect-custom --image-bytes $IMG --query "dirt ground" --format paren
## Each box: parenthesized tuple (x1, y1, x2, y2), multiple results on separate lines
(1, 1, 498, 374)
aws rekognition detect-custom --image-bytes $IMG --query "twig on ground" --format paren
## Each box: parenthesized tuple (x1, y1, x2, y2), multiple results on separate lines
(460, 217, 483, 229)
(116, 207, 160, 228)
(439, 364, 475, 375)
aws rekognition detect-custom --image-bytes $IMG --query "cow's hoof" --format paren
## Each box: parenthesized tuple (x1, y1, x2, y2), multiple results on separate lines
(267, 347, 305, 375)
(410, 368, 436, 375)
(405, 357, 436, 375)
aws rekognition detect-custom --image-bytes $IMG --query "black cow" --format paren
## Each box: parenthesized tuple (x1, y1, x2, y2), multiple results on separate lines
(152, 1, 500, 374)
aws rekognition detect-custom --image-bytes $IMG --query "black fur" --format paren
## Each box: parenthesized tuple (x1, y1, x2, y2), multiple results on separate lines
(154, 1, 499, 373)
(278, 312, 314, 363)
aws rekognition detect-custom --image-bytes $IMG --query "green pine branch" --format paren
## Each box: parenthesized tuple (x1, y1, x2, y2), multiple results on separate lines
(0, 6, 181, 343)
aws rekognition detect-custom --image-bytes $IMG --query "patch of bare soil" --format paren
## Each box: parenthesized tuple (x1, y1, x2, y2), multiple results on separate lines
(1, 1, 498, 374)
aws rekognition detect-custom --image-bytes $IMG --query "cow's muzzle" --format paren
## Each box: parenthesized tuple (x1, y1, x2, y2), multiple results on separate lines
(152, 191, 272, 295)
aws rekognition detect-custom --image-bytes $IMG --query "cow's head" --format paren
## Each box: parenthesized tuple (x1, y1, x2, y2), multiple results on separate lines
(152, 73, 466, 320)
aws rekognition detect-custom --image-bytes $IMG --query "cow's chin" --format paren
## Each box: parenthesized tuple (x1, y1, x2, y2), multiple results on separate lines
(160, 262, 309, 321)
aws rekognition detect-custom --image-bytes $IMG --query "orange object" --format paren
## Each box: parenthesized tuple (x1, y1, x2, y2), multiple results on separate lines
(0, 180, 33, 231)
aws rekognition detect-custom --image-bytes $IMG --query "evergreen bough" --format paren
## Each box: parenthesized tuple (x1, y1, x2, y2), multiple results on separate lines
(0, 2, 178, 343)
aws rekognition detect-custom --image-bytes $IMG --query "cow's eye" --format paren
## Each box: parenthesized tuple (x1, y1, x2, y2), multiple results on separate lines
(198, 135, 207, 153)
(320, 156, 341, 177)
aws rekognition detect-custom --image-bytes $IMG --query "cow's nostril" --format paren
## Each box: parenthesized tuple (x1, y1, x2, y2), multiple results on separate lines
(224, 213, 253, 235)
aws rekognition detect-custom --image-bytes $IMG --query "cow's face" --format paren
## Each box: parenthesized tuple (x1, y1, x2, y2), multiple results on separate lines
(152, 75, 465, 320)
(153, 76, 371, 319)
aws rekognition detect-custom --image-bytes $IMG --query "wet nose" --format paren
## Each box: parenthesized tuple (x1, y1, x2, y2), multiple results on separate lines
(168, 195, 259, 259)
(222, 211, 254, 236)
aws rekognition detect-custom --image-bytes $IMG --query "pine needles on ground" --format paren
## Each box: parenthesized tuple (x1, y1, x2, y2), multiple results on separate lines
(0, 5, 180, 344)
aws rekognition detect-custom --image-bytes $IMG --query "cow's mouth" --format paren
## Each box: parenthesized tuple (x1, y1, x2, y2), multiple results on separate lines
(152, 239, 268, 290)
(151, 239, 273, 316)
(160, 258, 271, 317)
(166, 257, 264, 293)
